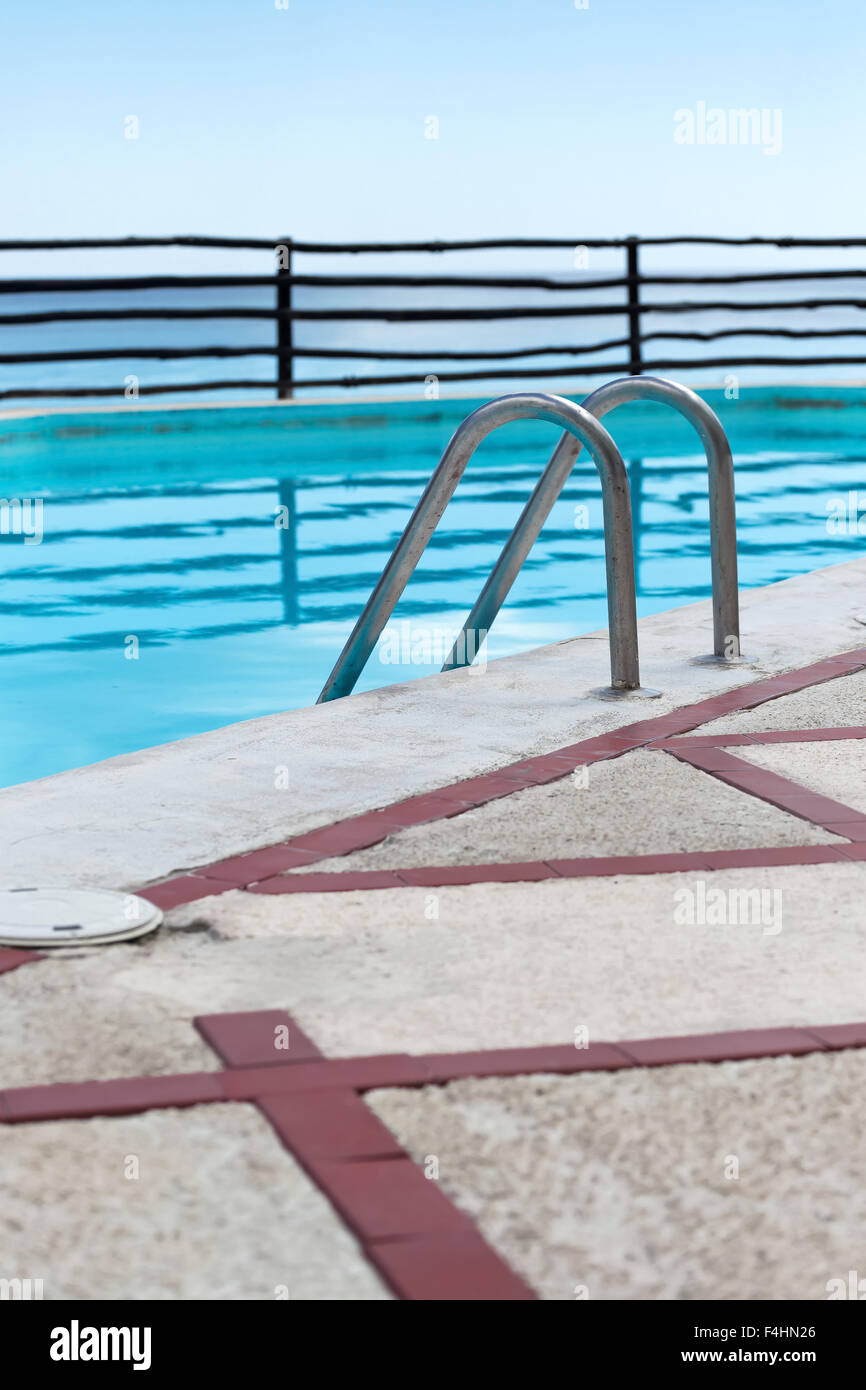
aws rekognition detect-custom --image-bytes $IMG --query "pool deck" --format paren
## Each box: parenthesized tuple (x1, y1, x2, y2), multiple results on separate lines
(3, 553, 866, 1300)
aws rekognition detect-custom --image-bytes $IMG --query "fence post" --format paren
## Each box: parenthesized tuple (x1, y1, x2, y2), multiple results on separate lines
(625, 236, 642, 376)
(276, 236, 293, 399)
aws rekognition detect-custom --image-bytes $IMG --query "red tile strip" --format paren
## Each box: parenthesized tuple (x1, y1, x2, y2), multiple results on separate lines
(615, 1027, 823, 1067)
(221, 1015, 536, 1300)
(668, 744, 866, 842)
(804, 1022, 866, 1049)
(257, 1087, 405, 1161)
(0, 948, 43, 975)
(368, 1230, 534, 1301)
(205, 1019, 856, 1090)
(748, 726, 866, 743)
(135, 649, 866, 906)
(4, 1009, 865, 1300)
(2, 1019, 858, 1120)
(250, 869, 407, 895)
(420, 1041, 634, 1083)
(137, 875, 234, 911)
(660, 727, 866, 749)
(217, 1053, 432, 1099)
(0, 1071, 224, 1123)
(243, 842, 852, 895)
(201, 1011, 866, 1302)
(196, 846, 322, 883)
(195, 1010, 325, 1068)
(397, 861, 556, 887)
(303, 1156, 475, 1243)
(546, 850, 717, 877)
(696, 845, 847, 869)
(253, 1079, 520, 1303)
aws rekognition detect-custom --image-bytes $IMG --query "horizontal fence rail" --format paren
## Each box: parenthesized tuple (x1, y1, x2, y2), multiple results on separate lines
(2, 235, 866, 401)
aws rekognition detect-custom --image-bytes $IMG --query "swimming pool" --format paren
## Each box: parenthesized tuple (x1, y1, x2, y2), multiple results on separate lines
(2, 386, 865, 788)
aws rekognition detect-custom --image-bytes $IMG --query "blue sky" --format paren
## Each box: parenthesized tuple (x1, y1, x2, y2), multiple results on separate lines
(2, 0, 865, 271)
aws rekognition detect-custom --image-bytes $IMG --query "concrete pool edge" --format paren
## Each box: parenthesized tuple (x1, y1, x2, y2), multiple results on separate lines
(2, 553, 866, 892)
(3, 378, 866, 423)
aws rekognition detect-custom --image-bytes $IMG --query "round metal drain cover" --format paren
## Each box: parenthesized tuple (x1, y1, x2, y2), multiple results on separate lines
(0, 888, 162, 947)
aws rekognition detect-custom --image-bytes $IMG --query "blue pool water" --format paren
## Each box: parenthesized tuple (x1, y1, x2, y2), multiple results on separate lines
(1, 386, 865, 788)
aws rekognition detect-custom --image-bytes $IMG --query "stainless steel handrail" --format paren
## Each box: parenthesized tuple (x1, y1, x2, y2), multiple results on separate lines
(443, 376, 740, 672)
(317, 392, 643, 702)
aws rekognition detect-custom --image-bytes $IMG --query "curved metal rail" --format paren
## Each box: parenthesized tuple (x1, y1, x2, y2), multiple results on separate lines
(443, 376, 739, 672)
(317, 393, 642, 701)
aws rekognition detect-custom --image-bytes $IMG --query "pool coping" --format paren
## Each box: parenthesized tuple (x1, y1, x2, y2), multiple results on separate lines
(4, 379, 866, 422)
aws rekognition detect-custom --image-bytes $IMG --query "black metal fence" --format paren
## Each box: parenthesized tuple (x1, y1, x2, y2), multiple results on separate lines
(3, 234, 866, 401)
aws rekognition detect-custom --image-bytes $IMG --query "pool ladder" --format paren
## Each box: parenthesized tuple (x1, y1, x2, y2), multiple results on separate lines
(317, 376, 740, 703)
